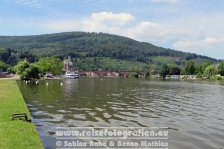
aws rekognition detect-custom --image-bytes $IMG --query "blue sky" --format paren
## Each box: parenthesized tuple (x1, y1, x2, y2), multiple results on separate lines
(0, 0, 224, 59)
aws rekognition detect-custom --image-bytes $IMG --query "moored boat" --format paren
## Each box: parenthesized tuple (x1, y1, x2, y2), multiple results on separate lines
(64, 71, 79, 79)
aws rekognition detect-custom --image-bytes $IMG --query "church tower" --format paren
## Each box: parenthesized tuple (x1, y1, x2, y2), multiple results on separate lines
(63, 56, 73, 71)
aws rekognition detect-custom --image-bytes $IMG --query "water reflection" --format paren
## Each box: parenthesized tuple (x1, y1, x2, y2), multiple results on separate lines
(17, 79, 224, 149)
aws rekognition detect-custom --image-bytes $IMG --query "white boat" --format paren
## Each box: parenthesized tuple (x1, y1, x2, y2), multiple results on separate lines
(64, 71, 79, 79)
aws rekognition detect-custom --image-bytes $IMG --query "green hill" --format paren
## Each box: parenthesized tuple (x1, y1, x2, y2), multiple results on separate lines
(0, 32, 218, 72)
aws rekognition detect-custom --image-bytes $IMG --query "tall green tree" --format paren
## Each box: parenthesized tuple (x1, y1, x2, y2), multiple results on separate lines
(14, 59, 39, 80)
(14, 59, 29, 75)
(37, 57, 63, 75)
(170, 66, 181, 75)
(20, 64, 39, 80)
(160, 64, 171, 79)
(195, 62, 213, 77)
(185, 61, 195, 75)
(204, 64, 218, 79)
(145, 72, 151, 79)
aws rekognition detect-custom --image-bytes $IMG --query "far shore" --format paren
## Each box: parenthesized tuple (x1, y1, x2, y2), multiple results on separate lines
(1, 73, 224, 82)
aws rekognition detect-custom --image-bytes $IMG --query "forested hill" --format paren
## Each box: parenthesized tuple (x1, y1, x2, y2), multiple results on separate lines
(0, 32, 218, 71)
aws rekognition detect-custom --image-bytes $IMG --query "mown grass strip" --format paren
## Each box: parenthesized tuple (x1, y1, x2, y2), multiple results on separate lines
(0, 80, 43, 149)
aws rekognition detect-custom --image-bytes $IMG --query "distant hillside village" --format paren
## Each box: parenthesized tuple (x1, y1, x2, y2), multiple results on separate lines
(56, 56, 222, 80)
(62, 56, 145, 78)
(1, 54, 224, 81)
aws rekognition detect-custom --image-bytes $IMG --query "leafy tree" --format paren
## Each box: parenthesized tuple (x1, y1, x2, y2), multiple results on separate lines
(21, 64, 39, 80)
(195, 62, 213, 76)
(184, 61, 195, 75)
(7, 66, 15, 73)
(129, 72, 139, 78)
(145, 72, 151, 79)
(170, 66, 181, 75)
(204, 64, 218, 79)
(160, 64, 170, 79)
(160, 64, 180, 78)
(37, 57, 63, 74)
(218, 61, 224, 76)
(14, 59, 29, 75)
(14, 59, 39, 80)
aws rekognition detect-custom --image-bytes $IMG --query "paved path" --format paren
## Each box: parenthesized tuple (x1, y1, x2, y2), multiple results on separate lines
(0, 74, 20, 80)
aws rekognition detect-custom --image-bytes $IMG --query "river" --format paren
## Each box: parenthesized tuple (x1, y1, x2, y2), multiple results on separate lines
(17, 78, 224, 149)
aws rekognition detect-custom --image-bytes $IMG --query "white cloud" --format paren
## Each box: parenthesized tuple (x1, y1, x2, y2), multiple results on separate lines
(127, 21, 159, 37)
(82, 11, 134, 34)
(3, 0, 224, 59)
(126, 21, 188, 44)
(173, 36, 224, 50)
(40, 11, 135, 34)
(40, 12, 223, 45)
(89, 11, 135, 26)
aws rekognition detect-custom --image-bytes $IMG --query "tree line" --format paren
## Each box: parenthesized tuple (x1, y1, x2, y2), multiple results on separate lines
(14, 57, 63, 80)
(160, 61, 224, 80)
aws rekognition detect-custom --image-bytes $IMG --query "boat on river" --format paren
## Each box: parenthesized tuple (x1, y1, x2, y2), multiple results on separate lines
(64, 71, 79, 79)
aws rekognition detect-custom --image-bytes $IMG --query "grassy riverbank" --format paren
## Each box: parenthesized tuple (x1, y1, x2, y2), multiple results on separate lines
(0, 80, 43, 149)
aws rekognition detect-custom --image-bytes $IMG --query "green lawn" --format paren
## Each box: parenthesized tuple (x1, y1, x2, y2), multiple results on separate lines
(0, 80, 43, 149)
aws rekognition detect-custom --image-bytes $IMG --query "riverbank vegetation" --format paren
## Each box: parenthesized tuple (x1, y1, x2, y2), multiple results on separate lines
(0, 80, 43, 149)
(160, 61, 224, 80)
(13, 57, 63, 80)
(3, 52, 224, 81)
